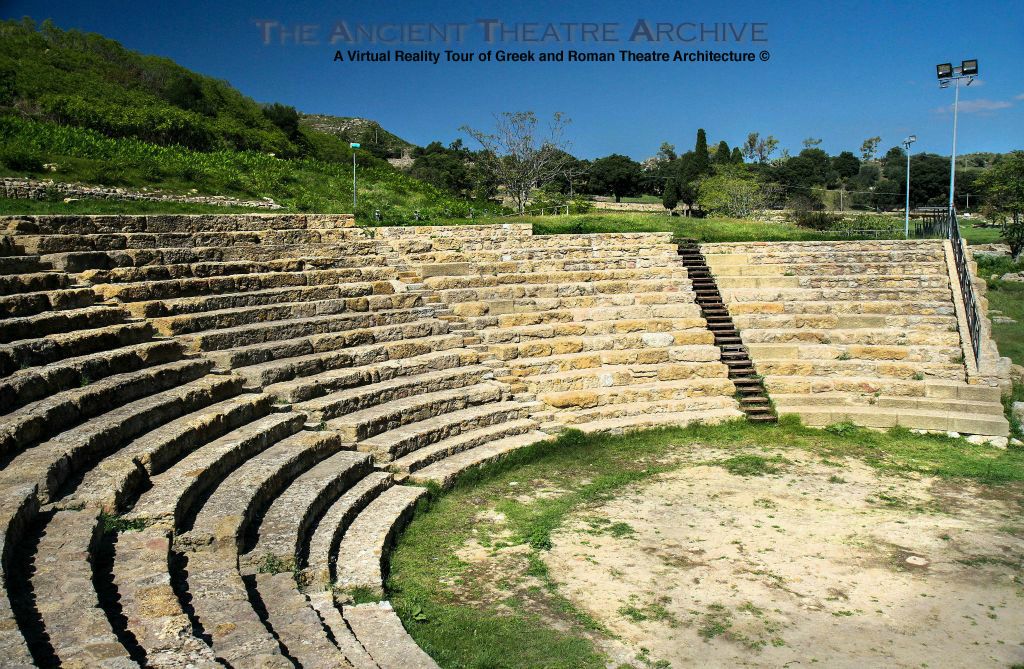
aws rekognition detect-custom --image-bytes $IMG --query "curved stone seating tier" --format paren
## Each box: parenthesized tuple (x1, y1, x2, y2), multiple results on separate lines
(702, 240, 1009, 437)
(0, 218, 1012, 667)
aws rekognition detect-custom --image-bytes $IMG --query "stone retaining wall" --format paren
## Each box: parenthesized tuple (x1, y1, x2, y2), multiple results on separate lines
(0, 177, 283, 209)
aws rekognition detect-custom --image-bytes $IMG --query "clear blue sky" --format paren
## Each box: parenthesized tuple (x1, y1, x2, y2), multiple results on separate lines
(4, 0, 1022, 160)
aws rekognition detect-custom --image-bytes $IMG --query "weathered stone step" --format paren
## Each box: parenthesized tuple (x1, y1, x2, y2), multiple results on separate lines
(274, 349, 480, 409)
(387, 418, 537, 475)
(78, 256, 381, 284)
(415, 257, 673, 276)
(716, 275, 949, 290)
(360, 400, 530, 463)
(30, 508, 139, 668)
(0, 339, 184, 415)
(1, 375, 241, 522)
(179, 431, 348, 667)
(518, 361, 728, 394)
(476, 317, 708, 343)
(486, 331, 715, 360)
(540, 393, 741, 426)
(924, 380, 1003, 402)
(0, 271, 71, 296)
(0, 358, 212, 466)
(46, 245, 385, 273)
(505, 346, 721, 376)
(0, 304, 127, 344)
(253, 572, 353, 669)
(447, 291, 696, 318)
(0, 321, 155, 378)
(202, 310, 442, 369)
(486, 303, 701, 329)
(303, 471, 394, 588)
(708, 262, 948, 278)
(180, 306, 438, 352)
(739, 327, 962, 347)
(0, 489, 38, 667)
(770, 392, 1004, 415)
(436, 277, 693, 301)
(0, 287, 97, 318)
(422, 267, 689, 291)
(240, 331, 461, 390)
(14, 229, 366, 255)
(779, 404, 1009, 436)
(243, 449, 373, 572)
(325, 382, 505, 443)
(731, 313, 957, 331)
(306, 591, 379, 669)
(149, 298, 365, 337)
(745, 342, 963, 363)
(124, 411, 305, 526)
(69, 392, 273, 513)
(407, 429, 553, 489)
(728, 300, 955, 317)
(124, 281, 387, 319)
(344, 601, 439, 669)
(721, 287, 954, 303)
(334, 485, 428, 599)
(539, 377, 736, 411)
(564, 406, 743, 435)
(755, 358, 965, 381)
(0, 254, 46, 275)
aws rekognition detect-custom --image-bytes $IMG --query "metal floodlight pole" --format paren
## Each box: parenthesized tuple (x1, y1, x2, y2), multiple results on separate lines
(948, 77, 960, 213)
(902, 135, 916, 239)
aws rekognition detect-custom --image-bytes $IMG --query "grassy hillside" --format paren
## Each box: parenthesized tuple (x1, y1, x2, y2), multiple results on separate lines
(0, 18, 496, 221)
(300, 114, 416, 159)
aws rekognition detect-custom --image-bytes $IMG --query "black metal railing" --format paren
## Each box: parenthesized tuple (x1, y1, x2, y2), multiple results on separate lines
(945, 209, 982, 365)
(912, 207, 951, 238)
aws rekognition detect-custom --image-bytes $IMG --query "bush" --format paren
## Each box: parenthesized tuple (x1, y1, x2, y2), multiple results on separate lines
(791, 209, 842, 229)
(0, 147, 45, 171)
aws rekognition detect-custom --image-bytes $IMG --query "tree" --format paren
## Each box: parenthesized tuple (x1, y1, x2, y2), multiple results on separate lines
(802, 137, 823, 149)
(742, 132, 779, 163)
(714, 140, 732, 164)
(731, 147, 744, 164)
(589, 154, 642, 202)
(460, 111, 571, 214)
(409, 151, 470, 195)
(976, 150, 1024, 256)
(694, 128, 711, 175)
(831, 151, 860, 180)
(860, 136, 882, 162)
(697, 165, 767, 218)
(262, 103, 300, 139)
(662, 178, 680, 211)
(656, 141, 676, 162)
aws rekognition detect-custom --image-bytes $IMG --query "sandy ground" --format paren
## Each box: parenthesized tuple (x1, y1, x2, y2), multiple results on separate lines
(543, 447, 1024, 668)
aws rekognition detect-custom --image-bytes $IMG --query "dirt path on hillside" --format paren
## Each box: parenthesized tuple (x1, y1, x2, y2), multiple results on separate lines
(544, 448, 1024, 668)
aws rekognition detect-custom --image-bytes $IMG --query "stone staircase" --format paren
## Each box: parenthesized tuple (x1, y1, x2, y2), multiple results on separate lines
(677, 240, 776, 423)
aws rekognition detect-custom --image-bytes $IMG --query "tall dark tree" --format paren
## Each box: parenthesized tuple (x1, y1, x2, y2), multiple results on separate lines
(714, 140, 731, 165)
(662, 178, 680, 211)
(694, 128, 711, 176)
(731, 147, 744, 164)
(831, 151, 860, 180)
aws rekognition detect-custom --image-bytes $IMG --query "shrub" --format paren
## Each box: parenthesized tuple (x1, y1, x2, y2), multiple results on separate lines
(0, 146, 44, 171)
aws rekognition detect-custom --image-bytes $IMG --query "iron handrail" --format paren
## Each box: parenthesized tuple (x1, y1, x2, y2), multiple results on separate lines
(946, 209, 982, 365)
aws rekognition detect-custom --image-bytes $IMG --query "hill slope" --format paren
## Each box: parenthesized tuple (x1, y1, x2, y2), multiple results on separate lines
(300, 114, 416, 159)
(0, 18, 494, 220)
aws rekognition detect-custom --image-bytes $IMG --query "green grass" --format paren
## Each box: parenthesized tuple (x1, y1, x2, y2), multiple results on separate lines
(388, 419, 1024, 668)
(977, 255, 1024, 367)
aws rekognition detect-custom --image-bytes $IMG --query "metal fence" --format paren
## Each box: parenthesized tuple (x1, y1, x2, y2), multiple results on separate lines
(945, 210, 983, 365)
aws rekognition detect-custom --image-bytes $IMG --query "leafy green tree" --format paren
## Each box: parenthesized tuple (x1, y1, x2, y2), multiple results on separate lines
(860, 136, 882, 162)
(662, 178, 680, 211)
(697, 165, 766, 218)
(714, 140, 731, 164)
(657, 142, 676, 162)
(976, 151, 1024, 256)
(802, 137, 823, 149)
(262, 103, 300, 139)
(831, 151, 860, 180)
(589, 153, 642, 202)
(731, 147, 743, 164)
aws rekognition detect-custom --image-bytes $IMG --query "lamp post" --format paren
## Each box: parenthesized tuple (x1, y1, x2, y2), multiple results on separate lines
(936, 59, 978, 215)
(350, 142, 360, 212)
(902, 135, 916, 238)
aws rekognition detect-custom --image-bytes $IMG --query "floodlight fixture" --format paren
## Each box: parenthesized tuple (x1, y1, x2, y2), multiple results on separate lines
(960, 59, 978, 76)
(935, 58, 979, 213)
(936, 63, 953, 79)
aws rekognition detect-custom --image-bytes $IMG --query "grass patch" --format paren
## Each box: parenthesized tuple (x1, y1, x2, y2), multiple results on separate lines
(0, 195, 268, 216)
(387, 418, 1024, 667)
(100, 513, 148, 533)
